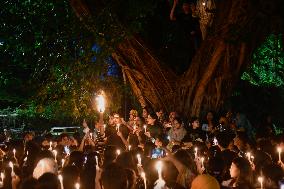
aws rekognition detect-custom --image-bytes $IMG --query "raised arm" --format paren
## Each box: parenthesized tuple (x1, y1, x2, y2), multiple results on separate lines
(170, 0, 178, 21)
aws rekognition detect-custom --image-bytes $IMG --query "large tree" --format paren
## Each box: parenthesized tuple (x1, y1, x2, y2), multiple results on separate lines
(70, 0, 284, 117)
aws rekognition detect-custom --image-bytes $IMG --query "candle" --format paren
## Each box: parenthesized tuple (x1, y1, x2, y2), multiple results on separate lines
(1, 172, 4, 181)
(277, 147, 282, 162)
(9, 161, 14, 176)
(128, 145, 131, 151)
(143, 125, 147, 133)
(0, 172, 3, 188)
(201, 157, 205, 169)
(155, 161, 163, 179)
(246, 152, 251, 162)
(116, 149, 121, 156)
(90, 133, 93, 140)
(258, 176, 263, 189)
(117, 124, 120, 132)
(194, 147, 198, 159)
(53, 150, 57, 162)
(13, 148, 16, 158)
(95, 156, 99, 169)
(96, 94, 105, 113)
(49, 141, 52, 150)
(250, 155, 254, 163)
(58, 174, 64, 189)
(61, 159, 65, 167)
(137, 154, 142, 166)
(141, 172, 147, 189)
(75, 182, 80, 189)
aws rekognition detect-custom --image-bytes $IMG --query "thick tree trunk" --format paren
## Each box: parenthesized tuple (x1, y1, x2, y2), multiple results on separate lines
(71, 0, 284, 117)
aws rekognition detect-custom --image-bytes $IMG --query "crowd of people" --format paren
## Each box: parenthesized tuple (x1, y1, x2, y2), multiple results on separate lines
(0, 106, 283, 189)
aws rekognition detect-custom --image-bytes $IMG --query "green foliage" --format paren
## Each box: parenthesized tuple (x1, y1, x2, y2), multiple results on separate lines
(0, 0, 125, 122)
(242, 34, 284, 87)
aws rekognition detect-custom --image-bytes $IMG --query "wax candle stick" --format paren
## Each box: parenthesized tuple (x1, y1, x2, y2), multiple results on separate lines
(128, 145, 131, 151)
(137, 154, 142, 166)
(201, 157, 205, 169)
(194, 147, 198, 159)
(9, 161, 14, 176)
(143, 125, 147, 133)
(58, 174, 64, 189)
(61, 159, 65, 167)
(258, 176, 263, 189)
(49, 142, 53, 151)
(141, 172, 147, 189)
(53, 150, 57, 162)
(13, 149, 16, 158)
(96, 94, 105, 113)
(277, 147, 282, 162)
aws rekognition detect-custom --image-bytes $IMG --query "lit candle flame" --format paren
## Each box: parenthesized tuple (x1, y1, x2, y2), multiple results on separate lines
(128, 145, 131, 151)
(143, 125, 147, 133)
(116, 149, 121, 155)
(96, 94, 105, 113)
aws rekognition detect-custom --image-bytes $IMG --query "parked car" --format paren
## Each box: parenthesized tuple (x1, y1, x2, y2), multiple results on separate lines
(50, 126, 80, 136)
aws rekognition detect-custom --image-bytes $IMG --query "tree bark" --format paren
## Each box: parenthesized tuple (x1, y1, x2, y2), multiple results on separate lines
(70, 0, 284, 117)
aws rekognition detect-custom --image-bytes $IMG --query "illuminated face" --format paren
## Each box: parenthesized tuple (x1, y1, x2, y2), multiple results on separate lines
(182, 3, 191, 13)
(147, 115, 155, 125)
(192, 120, 200, 129)
(142, 109, 148, 118)
(230, 162, 240, 178)
(113, 114, 120, 124)
(173, 120, 181, 129)
(169, 112, 176, 120)
(61, 136, 69, 146)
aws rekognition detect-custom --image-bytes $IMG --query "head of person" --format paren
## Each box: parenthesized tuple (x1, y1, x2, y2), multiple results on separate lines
(58, 133, 69, 146)
(113, 113, 121, 125)
(142, 107, 149, 119)
(101, 163, 128, 189)
(182, 0, 192, 14)
(147, 112, 158, 125)
(115, 151, 136, 171)
(216, 131, 235, 149)
(169, 111, 177, 121)
(24, 132, 34, 142)
(206, 111, 214, 122)
(156, 108, 164, 119)
(37, 173, 60, 189)
(67, 151, 84, 170)
(191, 174, 220, 189)
(20, 177, 39, 189)
(173, 117, 183, 129)
(230, 157, 253, 185)
(62, 165, 80, 189)
(190, 116, 200, 129)
(233, 131, 250, 151)
(33, 158, 58, 179)
(129, 109, 138, 120)
(174, 149, 197, 175)
(262, 163, 284, 189)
